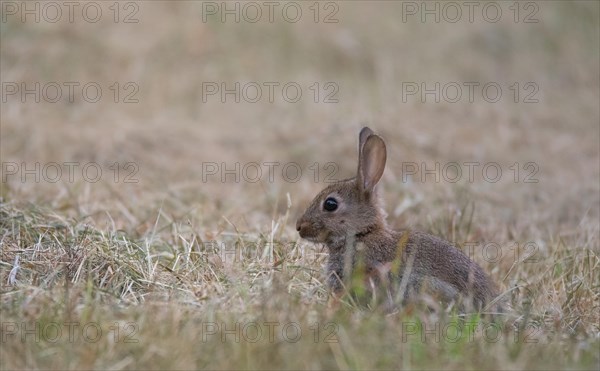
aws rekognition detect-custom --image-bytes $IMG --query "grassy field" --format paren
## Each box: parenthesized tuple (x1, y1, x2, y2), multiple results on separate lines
(1, 1, 599, 369)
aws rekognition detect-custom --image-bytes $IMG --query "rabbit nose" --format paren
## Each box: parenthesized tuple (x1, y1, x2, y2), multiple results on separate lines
(296, 220, 307, 232)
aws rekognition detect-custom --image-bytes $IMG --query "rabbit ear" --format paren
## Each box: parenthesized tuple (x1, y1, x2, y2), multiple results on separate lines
(359, 127, 374, 155)
(357, 134, 387, 195)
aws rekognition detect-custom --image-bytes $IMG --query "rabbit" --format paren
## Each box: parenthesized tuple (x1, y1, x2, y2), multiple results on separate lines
(296, 127, 502, 313)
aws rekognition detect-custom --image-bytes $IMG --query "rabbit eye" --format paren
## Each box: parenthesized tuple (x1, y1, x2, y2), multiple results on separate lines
(323, 197, 338, 212)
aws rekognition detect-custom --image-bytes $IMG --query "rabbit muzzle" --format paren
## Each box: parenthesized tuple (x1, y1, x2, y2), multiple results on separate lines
(296, 220, 314, 239)
(296, 218, 328, 242)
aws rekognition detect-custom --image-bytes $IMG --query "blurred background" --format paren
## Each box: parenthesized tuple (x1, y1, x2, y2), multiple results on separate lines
(1, 1, 598, 243)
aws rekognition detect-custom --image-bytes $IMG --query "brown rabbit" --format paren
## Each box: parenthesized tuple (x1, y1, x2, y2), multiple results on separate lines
(296, 127, 502, 312)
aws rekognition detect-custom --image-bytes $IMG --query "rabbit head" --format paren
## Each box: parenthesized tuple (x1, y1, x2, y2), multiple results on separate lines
(296, 127, 389, 246)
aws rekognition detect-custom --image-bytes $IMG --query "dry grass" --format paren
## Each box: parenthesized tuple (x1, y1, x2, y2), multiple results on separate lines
(1, 1, 599, 370)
